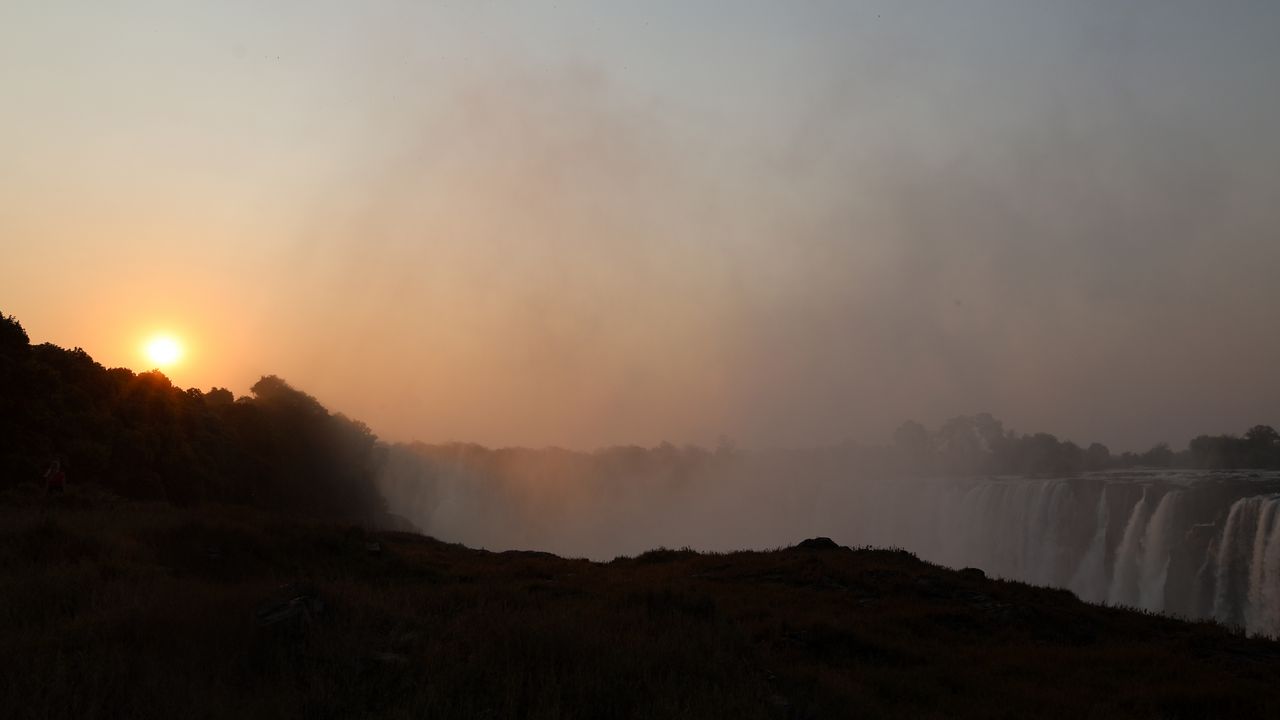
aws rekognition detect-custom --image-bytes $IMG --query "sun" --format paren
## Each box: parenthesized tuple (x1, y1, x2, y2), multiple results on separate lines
(144, 335, 184, 368)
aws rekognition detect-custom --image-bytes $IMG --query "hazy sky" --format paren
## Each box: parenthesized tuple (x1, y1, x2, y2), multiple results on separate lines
(3, 1, 1279, 452)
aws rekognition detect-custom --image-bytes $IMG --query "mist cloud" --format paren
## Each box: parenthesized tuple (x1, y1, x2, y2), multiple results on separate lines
(10, 3, 1229, 452)
(273, 34, 1275, 453)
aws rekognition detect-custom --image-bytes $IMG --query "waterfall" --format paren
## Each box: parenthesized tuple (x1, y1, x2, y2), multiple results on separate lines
(946, 481, 992, 569)
(1137, 490, 1181, 612)
(1001, 480, 1034, 577)
(1209, 495, 1280, 633)
(1214, 500, 1241, 623)
(992, 481, 1020, 576)
(951, 479, 1073, 582)
(959, 482, 1004, 573)
(1244, 496, 1280, 636)
(1107, 487, 1153, 607)
(1069, 485, 1110, 604)
(921, 476, 1280, 635)
(939, 480, 1280, 634)
(1030, 480, 1072, 586)
(377, 447, 1280, 632)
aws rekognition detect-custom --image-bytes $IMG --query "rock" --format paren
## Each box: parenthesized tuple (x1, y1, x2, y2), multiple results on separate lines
(795, 537, 840, 550)
(376, 513, 420, 533)
(254, 589, 325, 627)
(960, 567, 986, 579)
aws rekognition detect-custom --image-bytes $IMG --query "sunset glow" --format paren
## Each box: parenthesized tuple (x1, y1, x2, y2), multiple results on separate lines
(6, 4, 1280, 716)
(144, 335, 183, 368)
(3, 1, 1279, 452)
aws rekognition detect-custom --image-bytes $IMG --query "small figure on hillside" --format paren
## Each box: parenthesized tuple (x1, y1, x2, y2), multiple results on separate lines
(43, 459, 66, 495)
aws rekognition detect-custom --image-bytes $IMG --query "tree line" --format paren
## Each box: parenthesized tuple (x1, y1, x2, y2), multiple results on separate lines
(890, 413, 1280, 476)
(2, 310, 1276, 518)
(0, 312, 384, 518)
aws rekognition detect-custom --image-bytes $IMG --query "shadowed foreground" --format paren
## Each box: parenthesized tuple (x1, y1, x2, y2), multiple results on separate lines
(4, 492, 1279, 719)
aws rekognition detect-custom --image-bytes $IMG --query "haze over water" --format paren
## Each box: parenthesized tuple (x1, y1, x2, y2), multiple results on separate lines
(4, 2, 1280, 452)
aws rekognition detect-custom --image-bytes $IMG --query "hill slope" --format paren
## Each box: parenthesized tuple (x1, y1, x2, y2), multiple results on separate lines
(4, 495, 1278, 720)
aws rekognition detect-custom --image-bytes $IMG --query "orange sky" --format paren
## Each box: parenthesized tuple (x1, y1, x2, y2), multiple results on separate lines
(4, 2, 1280, 451)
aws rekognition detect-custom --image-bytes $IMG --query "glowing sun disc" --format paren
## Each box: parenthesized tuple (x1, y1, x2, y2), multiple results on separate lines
(145, 336, 183, 367)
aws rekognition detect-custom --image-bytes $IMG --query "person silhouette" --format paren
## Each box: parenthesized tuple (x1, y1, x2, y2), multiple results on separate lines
(43, 459, 66, 495)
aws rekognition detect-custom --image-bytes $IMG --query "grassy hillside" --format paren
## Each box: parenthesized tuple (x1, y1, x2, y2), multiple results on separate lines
(4, 489, 1278, 720)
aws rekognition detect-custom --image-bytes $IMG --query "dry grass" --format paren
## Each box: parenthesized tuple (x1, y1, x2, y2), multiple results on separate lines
(3, 487, 1279, 719)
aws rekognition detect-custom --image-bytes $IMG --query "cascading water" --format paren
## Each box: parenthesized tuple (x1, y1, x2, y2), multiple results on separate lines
(911, 475, 1280, 636)
(1252, 498, 1280, 636)
(1137, 490, 1181, 611)
(1245, 497, 1280, 634)
(934, 478, 1280, 637)
(1069, 485, 1110, 604)
(1030, 480, 1072, 586)
(1214, 497, 1260, 627)
(378, 451, 1280, 636)
(1107, 487, 1153, 607)
(1211, 494, 1280, 635)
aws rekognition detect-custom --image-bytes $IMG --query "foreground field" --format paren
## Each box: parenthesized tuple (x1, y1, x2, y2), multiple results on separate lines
(3, 490, 1279, 719)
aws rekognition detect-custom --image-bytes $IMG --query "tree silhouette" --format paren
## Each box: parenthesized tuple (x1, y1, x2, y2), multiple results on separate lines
(0, 313, 385, 518)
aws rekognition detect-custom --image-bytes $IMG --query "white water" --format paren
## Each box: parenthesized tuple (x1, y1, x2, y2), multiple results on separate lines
(1215, 495, 1280, 635)
(1256, 500, 1280, 635)
(921, 480, 1279, 635)
(380, 458, 1280, 635)
(1213, 498, 1252, 623)
(1108, 487, 1152, 607)
(1137, 491, 1181, 611)
(1068, 485, 1109, 604)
